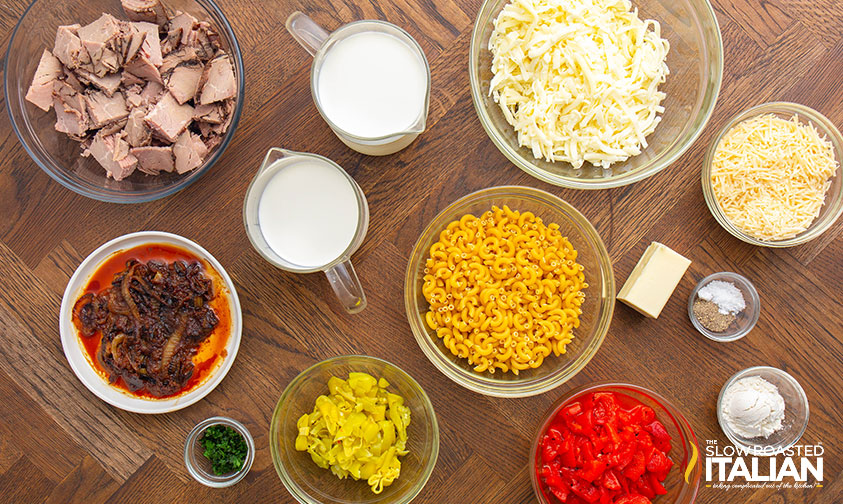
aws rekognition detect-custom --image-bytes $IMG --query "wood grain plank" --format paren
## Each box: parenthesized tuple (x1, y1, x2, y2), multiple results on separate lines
(0, 455, 54, 503)
(104, 456, 185, 504)
(712, 0, 792, 47)
(32, 240, 83, 296)
(415, 453, 507, 504)
(43, 455, 119, 504)
(0, 368, 88, 483)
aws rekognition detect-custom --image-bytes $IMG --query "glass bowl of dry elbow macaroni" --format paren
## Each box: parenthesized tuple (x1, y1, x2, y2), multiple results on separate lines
(469, 0, 723, 189)
(404, 186, 615, 397)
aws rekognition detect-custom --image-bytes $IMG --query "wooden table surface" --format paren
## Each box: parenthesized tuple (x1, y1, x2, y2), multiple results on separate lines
(0, 0, 841, 502)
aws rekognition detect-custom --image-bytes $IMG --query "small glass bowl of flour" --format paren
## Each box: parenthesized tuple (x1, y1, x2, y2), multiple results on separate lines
(717, 366, 809, 456)
(688, 272, 760, 342)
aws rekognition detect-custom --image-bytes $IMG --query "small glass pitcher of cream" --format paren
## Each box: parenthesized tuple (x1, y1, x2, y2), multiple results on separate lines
(286, 12, 431, 156)
(243, 148, 369, 313)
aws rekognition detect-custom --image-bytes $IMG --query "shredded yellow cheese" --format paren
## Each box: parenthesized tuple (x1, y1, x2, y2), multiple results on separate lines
(711, 114, 839, 241)
(488, 0, 670, 168)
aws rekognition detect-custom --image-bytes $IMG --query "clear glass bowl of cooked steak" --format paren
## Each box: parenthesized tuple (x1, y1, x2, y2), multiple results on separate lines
(5, 0, 244, 203)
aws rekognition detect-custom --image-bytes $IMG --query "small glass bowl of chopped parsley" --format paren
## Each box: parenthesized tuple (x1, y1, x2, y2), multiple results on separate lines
(185, 416, 255, 487)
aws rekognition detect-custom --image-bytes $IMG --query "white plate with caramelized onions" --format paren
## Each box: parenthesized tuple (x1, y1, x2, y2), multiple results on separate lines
(60, 231, 242, 413)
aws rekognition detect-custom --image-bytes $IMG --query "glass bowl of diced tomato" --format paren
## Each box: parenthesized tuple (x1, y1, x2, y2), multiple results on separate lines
(531, 383, 702, 504)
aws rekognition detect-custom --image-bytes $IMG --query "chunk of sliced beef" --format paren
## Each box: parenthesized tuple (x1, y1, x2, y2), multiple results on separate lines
(74, 68, 122, 96)
(86, 132, 137, 180)
(196, 53, 235, 104)
(144, 92, 193, 142)
(121, 71, 145, 87)
(124, 51, 162, 84)
(173, 130, 207, 174)
(193, 102, 223, 124)
(133, 21, 163, 66)
(77, 14, 123, 76)
(185, 21, 220, 59)
(166, 63, 202, 104)
(121, 0, 169, 26)
(86, 90, 129, 128)
(99, 117, 129, 136)
(116, 23, 147, 64)
(53, 80, 89, 137)
(131, 145, 174, 174)
(167, 11, 198, 46)
(25, 49, 63, 111)
(140, 80, 164, 103)
(159, 46, 198, 74)
(54, 24, 89, 69)
(124, 107, 151, 146)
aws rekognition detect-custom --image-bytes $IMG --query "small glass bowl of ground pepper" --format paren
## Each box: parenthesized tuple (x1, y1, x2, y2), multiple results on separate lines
(185, 416, 255, 487)
(688, 272, 760, 342)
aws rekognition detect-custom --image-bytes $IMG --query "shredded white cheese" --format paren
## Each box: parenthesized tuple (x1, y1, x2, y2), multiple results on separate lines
(711, 114, 839, 241)
(488, 0, 670, 168)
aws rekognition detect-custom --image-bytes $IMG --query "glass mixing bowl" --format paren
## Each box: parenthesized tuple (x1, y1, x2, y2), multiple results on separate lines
(688, 272, 760, 342)
(270, 355, 439, 504)
(717, 366, 809, 456)
(531, 383, 702, 504)
(4, 0, 244, 203)
(404, 186, 615, 397)
(702, 102, 843, 247)
(469, 0, 723, 189)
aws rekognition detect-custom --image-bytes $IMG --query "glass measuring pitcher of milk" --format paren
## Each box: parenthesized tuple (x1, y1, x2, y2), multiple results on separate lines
(286, 12, 431, 156)
(243, 148, 369, 314)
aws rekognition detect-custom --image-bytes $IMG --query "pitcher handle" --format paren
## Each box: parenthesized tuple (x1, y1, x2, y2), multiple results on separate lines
(325, 259, 367, 314)
(286, 11, 330, 57)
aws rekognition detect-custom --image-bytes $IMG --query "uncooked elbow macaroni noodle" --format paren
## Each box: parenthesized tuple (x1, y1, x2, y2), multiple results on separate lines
(423, 205, 587, 374)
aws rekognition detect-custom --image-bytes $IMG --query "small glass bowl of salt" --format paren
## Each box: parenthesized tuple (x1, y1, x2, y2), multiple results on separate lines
(688, 272, 760, 342)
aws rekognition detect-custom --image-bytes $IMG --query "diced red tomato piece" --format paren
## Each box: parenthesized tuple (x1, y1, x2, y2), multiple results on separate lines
(646, 449, 672, 474)
(649, 472, 667, 495)
(623, 451, 646, 481)
(615, 495, 651, 504)
(601, 469, 621, 491)
(570, 479, 601, 503)
(644, 420, 671, 442)
(563, 402, 583, 418)
(577, 459, 605, 482)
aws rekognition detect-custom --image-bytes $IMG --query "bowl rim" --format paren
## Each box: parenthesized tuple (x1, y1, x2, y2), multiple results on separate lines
(529, 382, 702, 504)
(58, 231, 243, 413)
(184, 416, 256, 487)
(716, 366, 810, 456)
(3, 0, 245, 204)
(269, 354, 440, 504)
(701, 101, 843, 247)
(687, 272, 760, 342)
(403, 185, 615, 397)
(468, 0, 724, 189)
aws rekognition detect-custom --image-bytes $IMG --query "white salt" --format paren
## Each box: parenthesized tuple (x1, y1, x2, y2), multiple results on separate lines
(698, 280, 746, 315)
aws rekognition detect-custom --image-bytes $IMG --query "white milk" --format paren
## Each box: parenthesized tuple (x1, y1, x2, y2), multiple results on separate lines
(258, 159, 359, 268)
(316, 31, 427, 138)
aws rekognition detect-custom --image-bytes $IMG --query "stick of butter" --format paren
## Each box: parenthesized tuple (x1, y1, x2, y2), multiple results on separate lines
(617, 242, 691, 319)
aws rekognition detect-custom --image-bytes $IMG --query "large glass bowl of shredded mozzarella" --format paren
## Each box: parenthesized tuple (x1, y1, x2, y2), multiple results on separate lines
(470, 0, 722, 189)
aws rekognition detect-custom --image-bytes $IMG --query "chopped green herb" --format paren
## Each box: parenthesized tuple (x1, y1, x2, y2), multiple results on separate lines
(199, 425, 248, 475)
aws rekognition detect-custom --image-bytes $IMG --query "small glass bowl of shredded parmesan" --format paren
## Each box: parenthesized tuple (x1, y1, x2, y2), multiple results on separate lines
(703, 102, 843, 247)
(470, 0, 723, 188)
